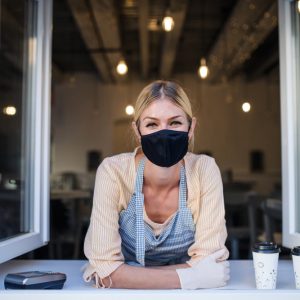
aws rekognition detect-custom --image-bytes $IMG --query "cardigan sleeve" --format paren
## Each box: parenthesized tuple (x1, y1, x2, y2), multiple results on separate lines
(186, 157, 229, 266)
(83, 158, 124, 282)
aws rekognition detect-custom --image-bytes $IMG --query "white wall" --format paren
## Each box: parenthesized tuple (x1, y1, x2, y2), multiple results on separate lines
(52, 70, 281, 194)
(52, 73, 111, 174)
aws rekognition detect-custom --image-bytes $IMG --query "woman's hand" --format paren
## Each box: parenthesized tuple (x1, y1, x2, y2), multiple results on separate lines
(176, 248, 230, 289)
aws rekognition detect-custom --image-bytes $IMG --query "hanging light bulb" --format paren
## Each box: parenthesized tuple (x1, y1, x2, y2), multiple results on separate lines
(242, 102, 251, 113)
(297, 0, 300, 13)
(3, 106, 17, 116)
(125, 105, 134, 115)
(116, 60, 128, 75)
(162, 16, 174, 32)
(198, 58, 209, 79)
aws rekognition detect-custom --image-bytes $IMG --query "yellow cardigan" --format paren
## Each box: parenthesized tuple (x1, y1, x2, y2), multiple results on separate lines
(83, 146, 229, 281)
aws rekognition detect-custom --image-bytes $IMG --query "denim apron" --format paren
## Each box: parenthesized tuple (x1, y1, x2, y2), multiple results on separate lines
(118, 157, 195, 266)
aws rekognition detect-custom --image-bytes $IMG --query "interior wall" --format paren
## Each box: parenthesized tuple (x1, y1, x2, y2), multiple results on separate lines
(51, 70, 281, 194)
(51, 73, 109, 174)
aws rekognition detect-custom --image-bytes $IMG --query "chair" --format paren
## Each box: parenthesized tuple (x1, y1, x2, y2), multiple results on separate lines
(73, 196, 93, 258)
(225, 190, 265, 259)
(48, 200, 70, 258)
(49, 171, 94, 259)
(261, 198, 282, 244)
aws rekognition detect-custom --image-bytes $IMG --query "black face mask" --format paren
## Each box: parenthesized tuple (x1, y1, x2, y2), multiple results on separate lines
(140, 129, 189, 167)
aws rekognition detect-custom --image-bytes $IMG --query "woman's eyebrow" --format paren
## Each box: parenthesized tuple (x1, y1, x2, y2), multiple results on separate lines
(143, 115, 184, 121)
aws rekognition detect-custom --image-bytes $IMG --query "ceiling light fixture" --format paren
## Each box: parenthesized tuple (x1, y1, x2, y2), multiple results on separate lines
(162, 16, 174, 32)
(125, 105, 134, 116)
(198, 58, 209, 79)
(3, 106, 17, 116)
(242, 102, 251, 113)
(298, 0, 300, 13)
(116, 60, 128, 75)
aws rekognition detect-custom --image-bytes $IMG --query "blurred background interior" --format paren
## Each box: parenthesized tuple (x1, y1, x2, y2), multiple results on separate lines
(1, 0, 284, 260)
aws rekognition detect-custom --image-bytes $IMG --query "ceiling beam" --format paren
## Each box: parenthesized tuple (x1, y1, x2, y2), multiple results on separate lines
(247, 48, 278, 80)
(138, 0, 149, 78)
(207, 0, 278, 82)
(67, 0, 112, 82)
(1, 5, 23, 71)
(159, 0, 189, 79)
(90, 0, 124, 82)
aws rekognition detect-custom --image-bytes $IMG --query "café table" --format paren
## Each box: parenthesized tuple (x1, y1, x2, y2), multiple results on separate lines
(0, 259, 299, 299)
(50, 189, 91, 201)
(50, 189, 92, 258)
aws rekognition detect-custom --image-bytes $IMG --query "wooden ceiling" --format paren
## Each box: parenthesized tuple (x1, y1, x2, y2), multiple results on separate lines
(52, 0, 278, 83)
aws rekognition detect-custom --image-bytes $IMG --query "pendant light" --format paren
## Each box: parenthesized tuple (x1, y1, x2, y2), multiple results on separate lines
(3, 106, 17, 116)
(242, 102, 251, 113)
(198, 58, 209, 79)
(125, 105, 134, 115)
(162, 16, 174, 32)
(116, 60, 128, 75)
(124, 84, 134, 116)
(197, 0, 209, 79)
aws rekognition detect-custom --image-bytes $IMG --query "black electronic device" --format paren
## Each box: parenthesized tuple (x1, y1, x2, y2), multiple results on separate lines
(4, 271, 67, 289)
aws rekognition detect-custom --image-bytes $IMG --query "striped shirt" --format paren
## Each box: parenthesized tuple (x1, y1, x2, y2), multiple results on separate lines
(83, 146, 229, 281)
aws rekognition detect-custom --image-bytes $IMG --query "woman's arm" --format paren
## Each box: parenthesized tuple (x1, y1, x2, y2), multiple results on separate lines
(83, 158, 125, 281)
(103, 264, 183, 289)
(100, 263, 191, 288)
(186, 157, 229, 265)
(147, 263, 189, 270)
(102, 252, 229, 289)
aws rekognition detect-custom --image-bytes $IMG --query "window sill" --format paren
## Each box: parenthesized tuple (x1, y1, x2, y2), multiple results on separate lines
(0, 260, 298, 299)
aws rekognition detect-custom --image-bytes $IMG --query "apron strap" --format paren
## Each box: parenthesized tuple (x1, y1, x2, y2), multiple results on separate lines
(134, 157, 146, 193)
(179, 164, 187, 210)
(135, 157, 146, 265)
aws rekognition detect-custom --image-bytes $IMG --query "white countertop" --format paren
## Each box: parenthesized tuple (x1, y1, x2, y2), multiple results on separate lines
(0, 260, 299, 299)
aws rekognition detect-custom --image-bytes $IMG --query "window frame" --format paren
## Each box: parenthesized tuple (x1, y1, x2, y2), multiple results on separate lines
(279, 0, 300, 247)
(0, 0, 52, 263)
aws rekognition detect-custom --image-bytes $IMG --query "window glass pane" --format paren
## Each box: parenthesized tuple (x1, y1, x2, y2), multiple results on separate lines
(0, 0, 36, 241)
(294, 1, 300, 232)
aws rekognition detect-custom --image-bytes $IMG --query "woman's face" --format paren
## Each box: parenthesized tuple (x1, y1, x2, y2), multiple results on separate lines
(133, 97, 196, 141)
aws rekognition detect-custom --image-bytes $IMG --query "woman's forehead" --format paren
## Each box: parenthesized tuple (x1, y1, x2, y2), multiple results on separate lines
(140, 98, 185, 120)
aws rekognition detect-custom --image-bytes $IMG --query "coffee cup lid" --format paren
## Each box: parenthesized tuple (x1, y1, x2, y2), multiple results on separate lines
(291, 246, 300, 256)
(252, 241, 281, 253)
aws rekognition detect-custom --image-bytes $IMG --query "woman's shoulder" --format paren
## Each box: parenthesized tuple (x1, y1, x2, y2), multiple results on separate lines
(99, 151, 134, 172)
(96, 150, 136, 186)
(185, 152, 218, 174)
(185, 153, 222, 203)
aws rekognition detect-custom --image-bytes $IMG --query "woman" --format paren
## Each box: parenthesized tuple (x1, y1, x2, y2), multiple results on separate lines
(83, 80, 230, 289)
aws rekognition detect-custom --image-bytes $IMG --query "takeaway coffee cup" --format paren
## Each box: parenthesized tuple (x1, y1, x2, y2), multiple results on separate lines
(252, 241, 281, 289)
(291, 246, 300, 289)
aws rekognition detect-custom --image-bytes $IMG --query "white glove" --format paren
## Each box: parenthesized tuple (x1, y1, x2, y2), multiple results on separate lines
(176, 248, 230, 289)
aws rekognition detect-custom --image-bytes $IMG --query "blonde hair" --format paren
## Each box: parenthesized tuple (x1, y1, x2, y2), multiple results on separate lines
(133, 80, 194, 151)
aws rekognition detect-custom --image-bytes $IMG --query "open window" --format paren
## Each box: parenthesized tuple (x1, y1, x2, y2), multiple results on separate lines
(0, 0, 52, 263)
(279, 0, 300, 247)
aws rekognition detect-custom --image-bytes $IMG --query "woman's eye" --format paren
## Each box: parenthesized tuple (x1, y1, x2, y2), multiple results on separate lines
(170, 121, 182, 125)
(146, 123, 157, 127)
